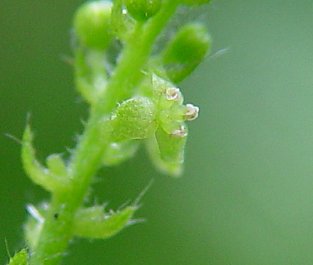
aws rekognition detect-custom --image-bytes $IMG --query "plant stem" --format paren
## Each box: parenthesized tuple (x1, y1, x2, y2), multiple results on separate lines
(29, 2, 179, 264)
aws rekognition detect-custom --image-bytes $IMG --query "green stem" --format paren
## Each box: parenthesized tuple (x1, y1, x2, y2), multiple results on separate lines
(29, 2, 179, 264)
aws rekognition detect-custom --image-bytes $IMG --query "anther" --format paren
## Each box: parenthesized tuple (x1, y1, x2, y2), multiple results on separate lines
(171, 125, 188, 137)
(184, 104, 199, 121)
(165, 87, 181, 101)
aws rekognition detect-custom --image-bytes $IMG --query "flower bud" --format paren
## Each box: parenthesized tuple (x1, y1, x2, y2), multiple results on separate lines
(74, 1, 113, 50)
(161, 23, 212, 82)
(125, 0, 162, 21)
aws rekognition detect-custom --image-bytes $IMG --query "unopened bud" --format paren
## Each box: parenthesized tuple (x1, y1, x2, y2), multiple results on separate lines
(125, 0, 162, 21)
(162, 23, 212, 82)
(74, 1, 113, 50)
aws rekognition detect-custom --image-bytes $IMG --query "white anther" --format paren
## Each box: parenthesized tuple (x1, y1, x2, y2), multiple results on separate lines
(165, 87, 181, 101)
(184, 104, 199, 121)
(171, 125, 187, 137)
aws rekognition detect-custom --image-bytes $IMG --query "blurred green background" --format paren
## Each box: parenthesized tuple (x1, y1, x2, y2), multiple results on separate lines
(1, 0, 313, 264)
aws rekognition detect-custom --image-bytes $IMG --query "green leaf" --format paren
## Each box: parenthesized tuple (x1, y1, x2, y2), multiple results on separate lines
(22, 125, 70, 192)
(111, 97, 157, 141)
(7, 249, 28, 265)
(73, 206, 137, 239)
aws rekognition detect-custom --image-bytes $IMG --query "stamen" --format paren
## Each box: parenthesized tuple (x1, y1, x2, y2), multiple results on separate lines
(184, 104, 199, 121)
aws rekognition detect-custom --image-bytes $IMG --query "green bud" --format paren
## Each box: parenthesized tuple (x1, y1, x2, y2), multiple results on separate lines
(125, 0, 162, 21)
(74, 1, 113, 50)
(111, 97, 157, 141)
(161, 23, 212, 82)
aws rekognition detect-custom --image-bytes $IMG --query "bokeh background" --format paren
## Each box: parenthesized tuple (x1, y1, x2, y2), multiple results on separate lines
(1, 0, 313, 264)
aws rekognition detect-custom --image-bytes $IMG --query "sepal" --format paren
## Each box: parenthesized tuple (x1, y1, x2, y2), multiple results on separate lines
(22, 125, 70, 192)
(7, 249, 28, 265)
(145, 126, 187, 177)
(111, 97, 157, 141)
(73, 205, 137, 239)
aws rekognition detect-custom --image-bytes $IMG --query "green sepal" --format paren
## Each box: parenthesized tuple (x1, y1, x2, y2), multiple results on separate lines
(73, 1, 113, 50)
(22, 125, 70, 192)
(73, 205, 137, 239)
(145, 125, 187, 177)
(7, 249, 28, 265)
(111, 97, 157, 141)
(125, 0, 162, 21)
(161, 23, 212, 83)
(102, 140, 140, 166)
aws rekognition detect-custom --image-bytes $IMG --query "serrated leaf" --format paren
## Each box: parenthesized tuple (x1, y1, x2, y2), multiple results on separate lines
(73, 206, 137, 239)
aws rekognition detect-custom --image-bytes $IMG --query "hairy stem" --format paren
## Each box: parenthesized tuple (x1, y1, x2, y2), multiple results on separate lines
(30, 2, 178, 264)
